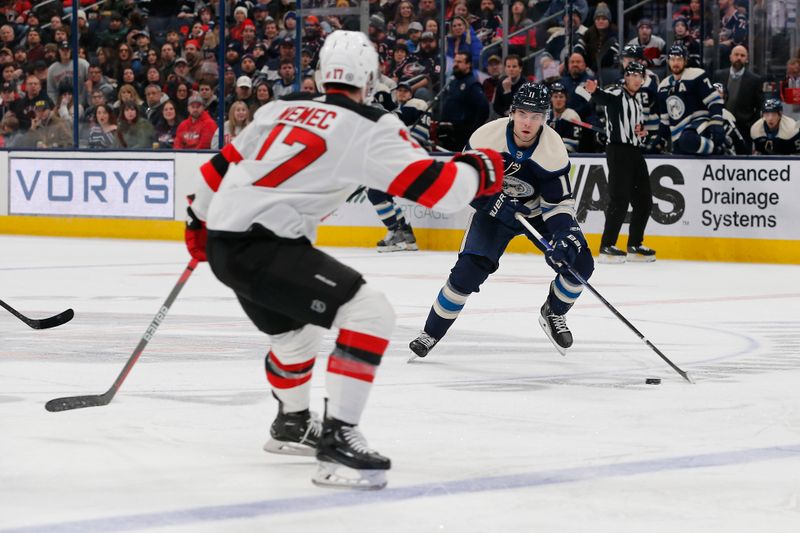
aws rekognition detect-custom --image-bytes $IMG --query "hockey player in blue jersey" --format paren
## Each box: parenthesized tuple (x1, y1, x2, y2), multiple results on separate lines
(409, 83, 594, 358)
(656, 44, 725, 155)
(548, 82, 581, 153)
(750, 99, 800, 155)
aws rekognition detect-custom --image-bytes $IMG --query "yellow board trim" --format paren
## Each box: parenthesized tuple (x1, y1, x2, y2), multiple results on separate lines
(0, 215, 183, 240)
(1, 216, 798, 264)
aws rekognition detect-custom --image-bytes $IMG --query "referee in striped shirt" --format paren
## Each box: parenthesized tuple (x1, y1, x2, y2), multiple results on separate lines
(584, 62, 656, 263)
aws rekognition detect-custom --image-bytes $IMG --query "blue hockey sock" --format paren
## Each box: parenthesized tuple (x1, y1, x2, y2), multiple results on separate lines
(424, 280, 470, 339)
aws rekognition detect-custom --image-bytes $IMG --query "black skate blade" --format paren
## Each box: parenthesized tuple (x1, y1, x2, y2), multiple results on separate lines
(312, 461, 388, 490)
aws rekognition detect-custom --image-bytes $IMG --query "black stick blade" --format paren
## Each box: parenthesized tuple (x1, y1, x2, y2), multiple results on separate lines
(32, 308, 75, 329)
(45, 394, 109, 412)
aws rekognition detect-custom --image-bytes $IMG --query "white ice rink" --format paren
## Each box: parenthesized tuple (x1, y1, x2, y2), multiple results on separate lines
(1, 235, 799, 532)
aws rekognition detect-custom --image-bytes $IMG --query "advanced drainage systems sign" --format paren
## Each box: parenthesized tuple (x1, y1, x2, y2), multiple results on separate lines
(8, 158, 174, 219)
(568, 157, 799, 240)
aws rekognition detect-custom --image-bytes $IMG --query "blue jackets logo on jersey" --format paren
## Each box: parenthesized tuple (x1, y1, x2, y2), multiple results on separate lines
(503, 176, 536, 197)
(666, 95, 685, 120)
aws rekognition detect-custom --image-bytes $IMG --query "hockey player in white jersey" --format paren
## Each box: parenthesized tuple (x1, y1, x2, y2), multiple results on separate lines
(184, 31, 505, 490)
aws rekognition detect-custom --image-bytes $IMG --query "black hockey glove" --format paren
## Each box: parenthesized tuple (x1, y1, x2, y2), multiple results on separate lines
(709, 124, 726, 152)
(185, 194, 207, 262)
(484, 193, 531, 227)
(452, 149, 504, 199)
(546, 226, 586, 274)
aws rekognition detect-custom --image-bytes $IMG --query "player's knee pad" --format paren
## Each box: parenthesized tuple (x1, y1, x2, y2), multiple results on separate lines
(332, 284, 395, 341)
(563, 248, 594, 284)
(675, 130, 713, 155)
(269, 324, 324, 364)
(449, 253, 496, 294)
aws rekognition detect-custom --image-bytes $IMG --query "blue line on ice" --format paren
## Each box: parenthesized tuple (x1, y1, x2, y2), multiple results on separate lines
(4, 444, 799, 532)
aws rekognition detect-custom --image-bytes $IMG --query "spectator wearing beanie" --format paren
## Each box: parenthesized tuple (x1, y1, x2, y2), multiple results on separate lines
(581, 3, 618, 75)
(230, 6, 251, 43)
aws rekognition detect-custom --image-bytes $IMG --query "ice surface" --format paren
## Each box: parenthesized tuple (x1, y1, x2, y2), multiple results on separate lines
(1, 235, 799, 532)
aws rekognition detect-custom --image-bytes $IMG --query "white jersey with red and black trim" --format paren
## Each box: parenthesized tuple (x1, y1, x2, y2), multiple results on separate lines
(192, 92, 480, 241)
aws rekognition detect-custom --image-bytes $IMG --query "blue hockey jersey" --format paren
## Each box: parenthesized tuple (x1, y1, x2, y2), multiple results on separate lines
(656, 67, 724, 143)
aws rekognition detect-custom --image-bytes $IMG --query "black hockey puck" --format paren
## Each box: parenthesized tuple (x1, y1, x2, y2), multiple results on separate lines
(645, 378, 661, 385)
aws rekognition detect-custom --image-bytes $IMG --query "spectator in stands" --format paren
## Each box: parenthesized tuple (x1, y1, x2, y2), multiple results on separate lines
(154, 100, 182, 150)
(0, 24, 17, 50)
(473, 0, 502, 46)
(97, 12, 126, 49)
(751, 99, 800, 155)
(581, 3, 618, 75)
(1, 114, 21, 148)
(301, 76, 317, 94)
(211, 100, 252, 149)
(113, 42, 135, 81)
(497, 1, 535, 63)
(712, 0, 748, 65)
(548, 81, 583, 153)
(713, 45, 762, 144)
(252, 79, 274, 111)
(437, 51, 489, 151)
(24, 28, 44, 64)
(83, 63, 114, 108)
(0, 81, 17, 121)
(779, 58, 800, 120)
(413, 31, 442, 95)
(233, 75, 254, 108)
(87, 104, 120, 149)
(627, 19, 666, 69)
(272, 59, 296, 98)
(143, 84, 168, 127)
(446, 15, 483, 71)
(19, 97, 72, 148)
(492, 54, 524, 117)
(390, 1, 417, 40)
(672, 17, 701, 68)
(418, 0, 439, 21)
(47, 41, 89, 105)
(561, 52, 596, 122)
(112, 84, 142, 115)
(198, 80, 219, 118)
(482, 54, 503, 102)
(406, 21, 423, 53)
(174, 92, 216, 150)
(55, 82, 81, 127)
(170, 81, 191, 117)
(117, 102, 154, 149)
(280, 11, 298, 40)
(546, 6, 587, 66)
(172, 57, 192, 84)
(240, 53, 259, 79)
(14, 73, 51, 131)
(230, 6, 253, 43)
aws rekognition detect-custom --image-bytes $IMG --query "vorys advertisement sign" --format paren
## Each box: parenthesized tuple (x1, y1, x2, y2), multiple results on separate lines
(569, 157, 799, 240)
(8, 158, 174, 219)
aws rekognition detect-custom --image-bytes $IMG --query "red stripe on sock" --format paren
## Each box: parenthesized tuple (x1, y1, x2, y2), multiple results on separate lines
(268, 351, 315, 373)
(336, 330, 389, 355)
(267, 370, 313, 389)
(327, 355, 376, 383)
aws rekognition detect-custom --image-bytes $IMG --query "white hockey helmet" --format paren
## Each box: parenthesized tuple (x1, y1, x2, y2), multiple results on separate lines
(318, 30, 379, 103)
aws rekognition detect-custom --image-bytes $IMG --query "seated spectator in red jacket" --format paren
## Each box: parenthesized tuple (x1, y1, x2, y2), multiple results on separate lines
(173, 92, 216, 150)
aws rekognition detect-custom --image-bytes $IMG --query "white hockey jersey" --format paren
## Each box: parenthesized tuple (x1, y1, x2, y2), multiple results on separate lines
(192, 92, 480, 240)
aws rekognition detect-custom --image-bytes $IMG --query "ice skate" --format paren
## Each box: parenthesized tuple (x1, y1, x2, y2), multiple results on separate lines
(312, 417, 390, 490)
(263, 405, 321, 457)
(598, 245, 627, 264)
(408, 331, 439, 362)
(538, 301, 572, 356)
(376, 228, 407, 252)
(400, 225, 418, 251)
(627, 245, 656, 263)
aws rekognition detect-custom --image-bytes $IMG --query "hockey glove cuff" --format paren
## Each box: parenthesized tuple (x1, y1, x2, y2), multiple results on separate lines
(452, 149, 504, 199)
(546, 226, 586, 274)
(185, 195, 208, 262)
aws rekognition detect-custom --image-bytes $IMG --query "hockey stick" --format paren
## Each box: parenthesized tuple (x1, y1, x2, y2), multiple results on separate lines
(0, 299, 74, 329)
(515, 213, 693, 384)
(45, 258, 200, 412)
(557, 117, 605, 134)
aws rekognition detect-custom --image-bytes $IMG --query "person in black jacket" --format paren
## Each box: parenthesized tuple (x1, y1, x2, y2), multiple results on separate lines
(584, 63, 656, 264)
(437, 51, 489, 150)
(491, 54, 525, 117)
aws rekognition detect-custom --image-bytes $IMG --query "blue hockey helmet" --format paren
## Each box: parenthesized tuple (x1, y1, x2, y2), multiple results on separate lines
(762, 98, 783, 114)
(667, 44, 688, 59)
(624, 62, 645, 77)
(548, 81, 567, 95)
(511, 82, 551, 115)
(621, 44, 644, 60)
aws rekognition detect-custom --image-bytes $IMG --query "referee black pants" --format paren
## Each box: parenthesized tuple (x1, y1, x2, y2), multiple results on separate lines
(601, 143, 653, 249)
